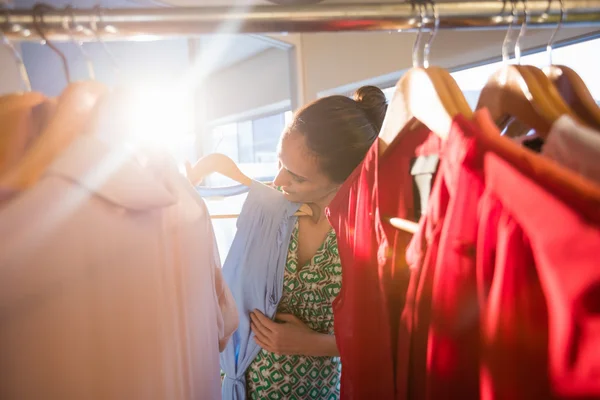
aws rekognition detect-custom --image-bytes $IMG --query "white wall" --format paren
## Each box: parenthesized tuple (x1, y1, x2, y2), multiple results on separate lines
(204, 47, 291, 122)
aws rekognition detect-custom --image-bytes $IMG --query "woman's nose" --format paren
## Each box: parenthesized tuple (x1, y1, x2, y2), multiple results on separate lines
(273, 168, 290, 188)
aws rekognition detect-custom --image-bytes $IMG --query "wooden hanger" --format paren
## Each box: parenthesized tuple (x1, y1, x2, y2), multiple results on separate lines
(476, 62, 562, 139)
(382, 66, 471, 235)
(0, 92, 44, 110)
(420, 3, 473, 121)
(0, 4, 109, 191)
(379, 67, 457, 152)
(513, 6, 581, 126)
(523, 65, 580, 120)
(0, 94, 47, 176)
(478, 0, 575, 139)
(541, 0, 600, 130)
(380, 2, 471, 153)
(0, 81, 108, 190)
(389, 218, 420, 234)
(0, 93, 46, 127)
(382, 2, 473, 235)
(0, 29, 51, 176)
(186, 153, 253, 187)
(546, 65, 600, 130)
(428, 66, 473, 119)
(185, 153, 314, 218)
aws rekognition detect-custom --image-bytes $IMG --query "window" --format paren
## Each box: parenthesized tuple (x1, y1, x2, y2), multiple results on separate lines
(383, 37, 600, 108)
(205, 110, 292, 187)
(203, 109, 292, 260)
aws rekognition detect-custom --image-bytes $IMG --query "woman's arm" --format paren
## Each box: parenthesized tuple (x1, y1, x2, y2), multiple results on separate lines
(309, 332, 340, 357)
(250, 310, 340, 357)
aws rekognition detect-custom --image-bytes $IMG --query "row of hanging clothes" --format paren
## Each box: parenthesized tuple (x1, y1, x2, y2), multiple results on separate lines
(334, 1, 600, 399)
(1, 0, 600, 400)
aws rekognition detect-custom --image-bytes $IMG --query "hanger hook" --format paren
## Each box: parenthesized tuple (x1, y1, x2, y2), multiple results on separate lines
(63, 5, 95, 80)
(546, 0, 565, 65)
(1, 6, 32, 91)
(501, 0, 516, 63)
(32, 3, 71, 83)
(423, 0, 439, 69)
(412, 2, 425, 68)
(90, 5, 120, 77)
(514, 0, 529, 64)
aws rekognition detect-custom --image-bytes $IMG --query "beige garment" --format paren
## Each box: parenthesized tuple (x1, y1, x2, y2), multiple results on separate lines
(0, 134, 237, 400)
(544, 115, 600, 184)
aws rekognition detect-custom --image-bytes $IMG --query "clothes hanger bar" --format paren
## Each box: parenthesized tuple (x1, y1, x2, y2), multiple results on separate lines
(2, 1, 600, 41)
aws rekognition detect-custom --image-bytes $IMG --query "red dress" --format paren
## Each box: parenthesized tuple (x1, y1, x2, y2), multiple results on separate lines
(479, 153, 600, 399)
(404, 111, 600, 400)
(326, 126, 440, 400)
(403, 117, 484, 400)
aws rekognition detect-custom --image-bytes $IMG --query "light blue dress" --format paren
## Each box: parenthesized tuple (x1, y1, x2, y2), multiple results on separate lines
(220, 181, 301, 400)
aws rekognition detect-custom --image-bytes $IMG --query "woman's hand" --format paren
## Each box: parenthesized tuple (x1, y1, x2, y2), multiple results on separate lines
(250, 310, 339, 357)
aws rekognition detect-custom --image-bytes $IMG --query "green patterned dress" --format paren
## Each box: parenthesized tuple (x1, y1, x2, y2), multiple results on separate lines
(245, 220, 343, 400)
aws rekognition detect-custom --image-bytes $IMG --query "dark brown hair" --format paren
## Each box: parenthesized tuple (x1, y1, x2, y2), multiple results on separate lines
(285, 85, 388, 183)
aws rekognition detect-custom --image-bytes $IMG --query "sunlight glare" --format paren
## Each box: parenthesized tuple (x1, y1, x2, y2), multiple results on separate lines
(123, 83, 194, 153)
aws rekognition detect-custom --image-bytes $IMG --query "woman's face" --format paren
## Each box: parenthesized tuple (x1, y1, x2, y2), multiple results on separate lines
(273, 131, 340, 204)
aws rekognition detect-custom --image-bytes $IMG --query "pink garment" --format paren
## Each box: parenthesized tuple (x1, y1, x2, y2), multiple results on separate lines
(0, 135, 237, 400)
(544, 115, 600, 184)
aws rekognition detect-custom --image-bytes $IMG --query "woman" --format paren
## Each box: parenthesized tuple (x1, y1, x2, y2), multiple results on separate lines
(245, 86, 388, 399)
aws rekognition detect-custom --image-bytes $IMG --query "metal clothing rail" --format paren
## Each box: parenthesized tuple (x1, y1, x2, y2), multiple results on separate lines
(1, 1, 600, 41)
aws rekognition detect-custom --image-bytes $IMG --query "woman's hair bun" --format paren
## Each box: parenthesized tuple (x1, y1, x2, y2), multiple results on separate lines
(353, 85, 388, 133)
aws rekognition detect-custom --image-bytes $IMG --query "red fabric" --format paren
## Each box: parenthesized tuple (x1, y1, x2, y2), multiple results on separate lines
(402, 166, 446, 400)
(473, 109, 600, 225)
(477, 178, 550, 400)
(425, 117, 484, 399)
(480, 153, 600, 399)
(403, 117, 484, 400)
(326, 125, 440, 400)
(402, 110, 600, 400)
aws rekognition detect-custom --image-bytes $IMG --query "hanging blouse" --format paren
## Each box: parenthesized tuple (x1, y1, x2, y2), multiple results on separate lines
(220, 181, 300, 400)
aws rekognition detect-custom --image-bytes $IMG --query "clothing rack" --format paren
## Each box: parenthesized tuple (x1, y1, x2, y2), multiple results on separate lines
(1, 1, 600, 41)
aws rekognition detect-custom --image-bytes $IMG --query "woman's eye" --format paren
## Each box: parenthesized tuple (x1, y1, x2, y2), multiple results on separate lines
(292, 175, 306, 183)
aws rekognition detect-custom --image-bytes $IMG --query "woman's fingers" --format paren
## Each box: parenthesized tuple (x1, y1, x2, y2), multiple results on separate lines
(252, 310, 278, 330)
(250, 311, 275, 338)
(251, 321, 272, 344)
